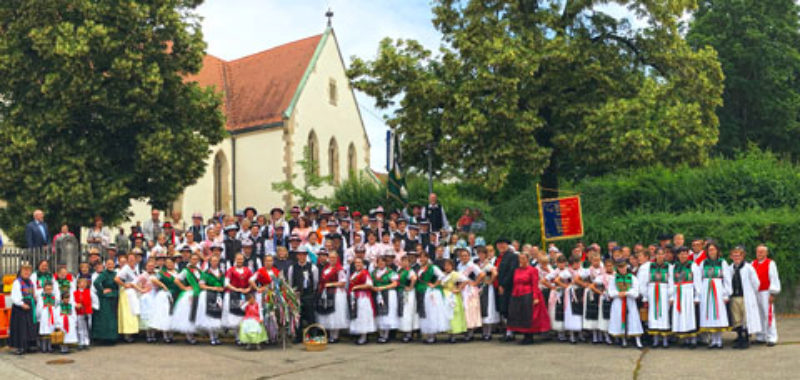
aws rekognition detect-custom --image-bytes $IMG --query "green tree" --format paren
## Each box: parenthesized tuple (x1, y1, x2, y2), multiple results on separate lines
(348, 0, 723, 196)
(688, 0, 800, 158)
(271, 147, 333, 208)
(0, 0, 226, 246)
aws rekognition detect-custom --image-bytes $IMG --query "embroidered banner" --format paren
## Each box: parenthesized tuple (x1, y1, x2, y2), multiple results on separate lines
(541, 196, 584, 240)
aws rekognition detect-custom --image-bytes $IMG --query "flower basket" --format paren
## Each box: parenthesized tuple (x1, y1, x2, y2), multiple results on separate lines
(303, 323, 327, 352)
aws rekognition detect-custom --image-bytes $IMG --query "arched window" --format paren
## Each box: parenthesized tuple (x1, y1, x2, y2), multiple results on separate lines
(348, 143, 357, 177)
(213, 151, 231, 214)
(328, 137, 340, 184)
(307, 130, 319, 176)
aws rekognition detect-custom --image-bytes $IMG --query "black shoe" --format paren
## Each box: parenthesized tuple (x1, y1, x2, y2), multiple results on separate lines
(519, 337, 534, 345)
(501, 335, 514, 343)
(767, 342, 776, 347)
(690, 343, 697, 349)
(14, 349, 24, 355)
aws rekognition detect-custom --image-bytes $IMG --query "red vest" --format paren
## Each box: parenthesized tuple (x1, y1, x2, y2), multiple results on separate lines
(751, 258, 771, 292)
(226, 267, 252, 289)
(73, 288, 93, 315)
(692, 250, 707, 265)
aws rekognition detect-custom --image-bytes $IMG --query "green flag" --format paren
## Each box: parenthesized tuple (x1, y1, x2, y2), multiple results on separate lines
(387, 129, 408, 204)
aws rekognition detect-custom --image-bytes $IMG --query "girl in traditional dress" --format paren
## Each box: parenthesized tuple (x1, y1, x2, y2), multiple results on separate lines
(554, 256, 585, 343)
(397, 255, 418, 342)
(416, 251, 449, 344)
(316, 252, 349, 343)
(457, 248, 483, 341)
(114, 252, 141, 343)
(582, 251, 606, 344)
(9, 262, 37, 355)
(751, 244, 781, 346)
(150, 258, 180, 343)
(197, 255, 226, 345)
(725, 246, 762, 349)
(641, 247, 672, 347)
(38, 281, 58, 353)
(608, 260, 643, 348)
(477, 246, 499, 340)
(348, 257, 375, 344)
(57, 291, 78, 353)
(55, 266, 75, 300)
(171, 253, 203, 344)
(507, 251, 551, 344)
(91, 259, 119, 345)
(441, 259, 467, 343)
(372, 255, 399, 343)
(238, 293, 267, 350)
(224, 253, 253, 344)
(599, 258, 615, 344)
(250, 255, 281, 341)
(544, 255, 568, 341)
(670, 246, 700, 348)
(698, 242, 730, 348)
(136, 259, 159, 343)
(73, 276, 92, 349)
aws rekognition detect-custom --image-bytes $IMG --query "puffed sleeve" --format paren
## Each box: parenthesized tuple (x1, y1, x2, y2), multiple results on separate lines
(691, 263, 701, 302)
(627, 276, 639, 299)
(721, 261, 732, 300)
(11, 280, 23, 306)
(608, 275, 619, 299)
(768, 260, 781, 295)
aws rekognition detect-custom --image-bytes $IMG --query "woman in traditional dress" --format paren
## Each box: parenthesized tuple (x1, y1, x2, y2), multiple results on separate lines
(554, 256, 585, 343)
(316, 252, 348, 343)
(150, 257, 181, 343)
(441, 259, 466, 343)
(171, 253, 203, 344)
(249, 254, 281, 342)
(641, 247, 673, 347)
(698, 242, 731, 348)
(581, 251, 606, 344)
(608, 259, 643, 348)
(372, 255, 399, 343)
(9, 262, 37, 355)
(136, 258, 159, 343)
(197, 255, 226, 345)
(507, 251, 551, 344)
(544, 255, 567, 341)
(223, 253, 253, 343)
(477, 246, 499, 340)
(670, 246, 700, 348)
(415, 251, 448, 344)
(456, 248, 484, 341)
(348, 257, 375, 345)
(91, 259, 119, 344)
(114, 252, 141, 343)
(397, 255, 418, 342)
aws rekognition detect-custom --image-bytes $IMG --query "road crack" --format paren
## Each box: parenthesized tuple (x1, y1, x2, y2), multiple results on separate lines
(632, 348, 649, 380)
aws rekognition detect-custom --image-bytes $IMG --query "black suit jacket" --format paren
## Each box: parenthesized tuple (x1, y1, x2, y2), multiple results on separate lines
(496, 249, 519, 316)
(25, 220, 49, 248)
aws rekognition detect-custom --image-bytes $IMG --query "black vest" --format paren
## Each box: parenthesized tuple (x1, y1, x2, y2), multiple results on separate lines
(291, 262, 316, 296)
(425, 204, 444, 231)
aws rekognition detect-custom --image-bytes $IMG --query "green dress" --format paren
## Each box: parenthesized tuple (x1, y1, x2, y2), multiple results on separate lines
(442, 271, 467, 334)
(91, 269, 119, 341)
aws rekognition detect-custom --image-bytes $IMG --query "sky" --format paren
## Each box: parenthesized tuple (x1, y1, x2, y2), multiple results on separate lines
(195, 0, 641, 172)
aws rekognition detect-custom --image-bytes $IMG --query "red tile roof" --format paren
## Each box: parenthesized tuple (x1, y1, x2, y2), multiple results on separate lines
(185, 34, 323, 131)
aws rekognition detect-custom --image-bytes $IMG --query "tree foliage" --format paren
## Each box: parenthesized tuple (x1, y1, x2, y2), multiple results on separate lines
(0, 0, 226, 245)
(348, 0, 723, 194)
(688, 0, 800, 158)
(271, 147, 333, 208)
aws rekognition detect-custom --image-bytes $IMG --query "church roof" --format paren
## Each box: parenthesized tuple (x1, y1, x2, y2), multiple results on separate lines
(184, 34, 324, 132)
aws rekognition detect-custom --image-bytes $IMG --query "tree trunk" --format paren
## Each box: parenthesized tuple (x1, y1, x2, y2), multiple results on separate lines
(541, 152, 559, 199)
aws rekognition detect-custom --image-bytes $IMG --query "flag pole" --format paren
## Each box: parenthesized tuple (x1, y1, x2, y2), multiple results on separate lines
(536, 183, 547, 250)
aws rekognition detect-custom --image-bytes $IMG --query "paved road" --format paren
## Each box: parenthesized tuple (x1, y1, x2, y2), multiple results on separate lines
(2, 317, 799, 379)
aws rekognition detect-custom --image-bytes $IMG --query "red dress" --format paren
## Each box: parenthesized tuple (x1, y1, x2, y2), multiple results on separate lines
(507, 265, 551, 333)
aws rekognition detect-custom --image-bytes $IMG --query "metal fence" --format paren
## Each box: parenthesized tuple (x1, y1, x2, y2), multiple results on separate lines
(0, 242, 86, 277)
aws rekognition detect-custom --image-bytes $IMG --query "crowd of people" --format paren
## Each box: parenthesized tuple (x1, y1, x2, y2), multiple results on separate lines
(6, 194, 783, 356)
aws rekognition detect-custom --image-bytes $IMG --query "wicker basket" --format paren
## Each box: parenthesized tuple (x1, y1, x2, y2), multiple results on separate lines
(303, 323, 327, 352)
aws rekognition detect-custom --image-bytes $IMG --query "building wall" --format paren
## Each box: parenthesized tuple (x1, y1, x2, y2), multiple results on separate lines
(232, 127, 286, 214)
(289, 31, 371, 204)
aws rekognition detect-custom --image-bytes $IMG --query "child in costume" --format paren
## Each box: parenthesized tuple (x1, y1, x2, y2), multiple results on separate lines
(73, 276, 93, 349)
(725, 246, 761, 349)
(751, 244, 781, 346)
(670, 246, 700, 348)
(441, 258, 467, 343)
(37, 281, 58, 353)
(608, 259, 643, 348)
(477, 246, 499, 340)
(554, 256, 584, 343)
(224, 253, 254, 343)
(582, 251, 606, 344)
(599, 258, 615, 344)
(136, 259, 159, 343)
(238, 293, 267, 349)
(544, 255, 568, 341)
(57, 291, 78, 353)
(641, 247, 672, 347)
(372, 255, 399, 343)
(698, 243, 730, 348)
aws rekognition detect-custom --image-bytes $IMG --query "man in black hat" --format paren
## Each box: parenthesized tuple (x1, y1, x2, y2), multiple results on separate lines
(287, 233, 303, 263)
(286, 249, 318, 343)
(223, 224, 241, 264)
(494, 237, 519, 342)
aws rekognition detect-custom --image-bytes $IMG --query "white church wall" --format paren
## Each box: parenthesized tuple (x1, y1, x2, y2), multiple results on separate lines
(233, 128, 286, 214)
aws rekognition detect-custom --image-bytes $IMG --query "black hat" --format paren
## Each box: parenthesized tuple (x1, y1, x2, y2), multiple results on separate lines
(292, 249, 307, 255)
(244, 206, 258, 215)
(270, 208, 284, 216)
(657, 233, 672, 241)
(495, 237, 511, 245)
(317, 248, 329, 256)
(328, 233, 342, 240)
(408, 224, 419, 230)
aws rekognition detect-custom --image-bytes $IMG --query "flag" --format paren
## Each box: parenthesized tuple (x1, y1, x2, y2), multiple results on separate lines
(386, 129, 408, 204)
